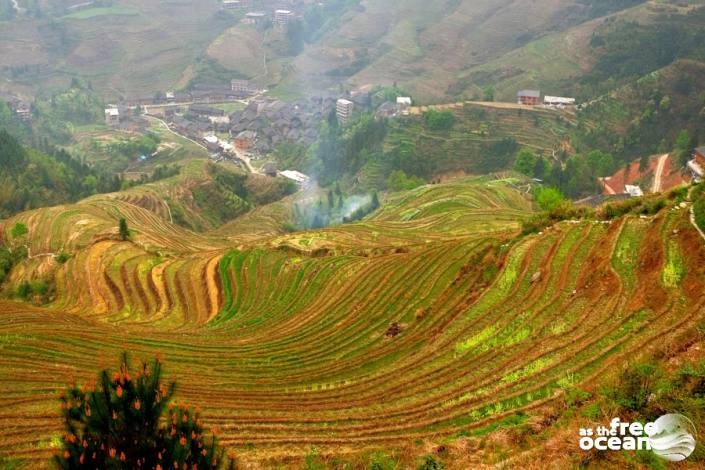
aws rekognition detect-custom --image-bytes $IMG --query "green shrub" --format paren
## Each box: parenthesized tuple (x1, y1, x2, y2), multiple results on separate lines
(386, 170, 425, 191)
(607, 362, 662, 412)
(423, 110, 455, 131)
(11, 222, 28, 239)
(534, 187, 565, 212)
(417, 455, 444, 470)
(55, 252, 71, 264)
(694, 197, 705, 233)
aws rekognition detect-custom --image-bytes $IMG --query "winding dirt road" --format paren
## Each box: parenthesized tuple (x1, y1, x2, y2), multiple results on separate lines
(651, 153, 669, 193)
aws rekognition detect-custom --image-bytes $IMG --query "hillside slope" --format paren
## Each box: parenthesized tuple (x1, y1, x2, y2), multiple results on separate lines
(0, 176, 703, 468)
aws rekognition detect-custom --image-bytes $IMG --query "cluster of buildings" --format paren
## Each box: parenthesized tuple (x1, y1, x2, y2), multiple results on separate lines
(123, 79, 258, 108)
(10, 100, 32, 122)
(338, 93, 413, 123)
(517, 90, 576, 108)
(230, 96, 338, 153)
(222, 0, 296, 27)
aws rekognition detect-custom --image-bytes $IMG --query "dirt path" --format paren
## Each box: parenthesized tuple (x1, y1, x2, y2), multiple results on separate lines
(409, 100, 553, 115)
(145, 115, 208, 151)
(651, 153, 669, 193)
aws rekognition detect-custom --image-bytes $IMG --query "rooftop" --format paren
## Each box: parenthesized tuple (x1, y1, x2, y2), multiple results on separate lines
(517, 90, 540, 98)
(280, 170, 310, 183)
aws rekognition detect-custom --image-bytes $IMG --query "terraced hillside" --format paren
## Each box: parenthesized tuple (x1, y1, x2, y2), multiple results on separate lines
(0, 176, 704, 468)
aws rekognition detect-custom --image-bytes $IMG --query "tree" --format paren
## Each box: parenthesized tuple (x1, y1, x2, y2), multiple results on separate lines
(514, 150, 537, 177)
(371, 191, 380, 209)
(534, 187, 566, 212)
(119, 218, 130, 241)
(482, 85, 495, 102)
(674, 129, 693, 168)
(11, 222, 28, 239)
(54, 353, 229, 470)
(386, 170, 425, 191)
(423, 110, 455, 131)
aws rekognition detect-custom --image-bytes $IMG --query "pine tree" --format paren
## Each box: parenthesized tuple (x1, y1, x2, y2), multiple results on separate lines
(54, 353, 231, 470)
(119, 218, 130, 241)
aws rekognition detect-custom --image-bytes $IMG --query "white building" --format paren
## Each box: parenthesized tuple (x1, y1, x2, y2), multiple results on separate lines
(688, 159, 704, 183)
(222, 0, 242, 9)
(336, 98, 354, 124)
(624, 185, 644, 197)
(105, 107, 120, 126)
(396, 96, 412, 115)
(231, 79, 250, 94)
(244, 11, 266, 25)
(544, 96, 576, 107)
(274, 9, 293, 26)
(281, 170, 310, 187)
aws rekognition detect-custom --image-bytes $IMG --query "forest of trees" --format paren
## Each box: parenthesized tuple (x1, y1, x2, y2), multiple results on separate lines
(0, 130, 120, 218)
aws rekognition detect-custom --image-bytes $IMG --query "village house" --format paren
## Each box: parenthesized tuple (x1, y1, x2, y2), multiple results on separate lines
(105, 107, 120, 126)
(244, 11, 267, 25)
(544, 95, 576, 107)
(222, 0, 242, 9)
(688, 147, 705, 182)
(376, 101, 397, 119)
(280, 170, 310, 188)
(274, 9, 293, 26)
(235, 130, 257, 151)
(624, 185, 644, 197)
(12, 101, 32, 121)
(189, 105, 225, 118)
(517, 90, 541, 106)
(336, 98, 354, 123)
(263, 162, 278, 177)
(396, 96, 412, 115)
(231, 79, 251, 96)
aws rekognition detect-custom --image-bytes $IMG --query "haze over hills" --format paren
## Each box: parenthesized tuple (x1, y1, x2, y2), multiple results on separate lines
(0, 0, 659, 100)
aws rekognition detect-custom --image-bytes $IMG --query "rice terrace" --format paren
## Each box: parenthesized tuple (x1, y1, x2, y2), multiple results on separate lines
(1, 171, 704, 468)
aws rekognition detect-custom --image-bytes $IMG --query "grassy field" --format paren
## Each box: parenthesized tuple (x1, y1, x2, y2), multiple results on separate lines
(0, 175, 703, 467)
(62, 5, 139, 19)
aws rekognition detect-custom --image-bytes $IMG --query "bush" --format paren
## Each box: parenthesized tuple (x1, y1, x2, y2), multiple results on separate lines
(386, 170, 425, 191)
(423, 110, 455, 131)
(694, 197, 705, 233)
(418, 455, 444, 470)
(10, 222, 28, 239)
(608, 362, 662, 412)
(54, 353, 228, 470)
(534, 187, 566, 212)
(55, 252, 71, 264)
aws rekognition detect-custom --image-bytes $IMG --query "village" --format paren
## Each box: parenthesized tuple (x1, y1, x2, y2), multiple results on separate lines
(4, 77, 703, 197)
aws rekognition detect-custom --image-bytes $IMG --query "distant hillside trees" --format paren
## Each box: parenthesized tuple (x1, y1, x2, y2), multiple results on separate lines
(0, 130, 120, 218)
(673, 129, 696, 168)
(386, 170, 425, 191)
(423, 110, 455, 131)
(309, 113, 388, 186)
(514, 149, 538, 176)
(54, 354, 229, 470)
(579, 8, 705, 98)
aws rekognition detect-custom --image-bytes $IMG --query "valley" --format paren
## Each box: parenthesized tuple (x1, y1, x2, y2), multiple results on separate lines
(1, 174, 704, 467)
